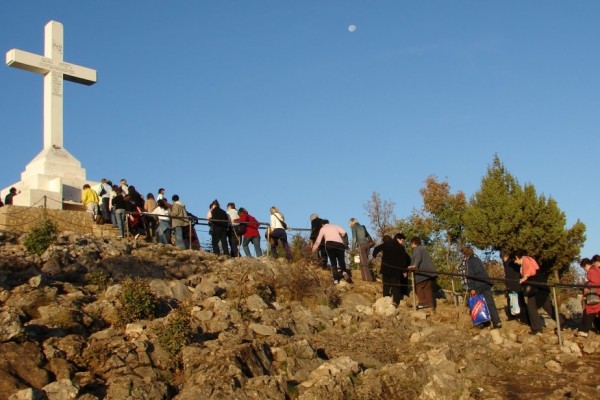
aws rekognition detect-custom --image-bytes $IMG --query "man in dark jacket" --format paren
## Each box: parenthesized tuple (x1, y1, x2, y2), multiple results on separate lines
(408, 237, 438, 310)
(463, 246, 502, 328)
(209, 200, 229, 255)
(309, 214, 328, 268)
(372, 234, 411, 306)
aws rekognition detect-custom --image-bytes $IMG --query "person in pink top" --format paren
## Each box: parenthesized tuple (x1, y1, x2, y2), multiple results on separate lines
(578, 257, 600, 337)
(312, 221, 351, 284)
(514, 249, 558, 334)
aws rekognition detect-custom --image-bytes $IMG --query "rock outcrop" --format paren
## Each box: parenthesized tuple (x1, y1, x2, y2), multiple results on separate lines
(0, 230, 598, 399)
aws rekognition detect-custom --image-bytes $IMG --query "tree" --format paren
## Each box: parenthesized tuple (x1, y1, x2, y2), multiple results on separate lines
(463, 155, 522, 252)
(392, 176, 467, 289)
(464, 155, 586, 274)
(364, 192, 396, 239)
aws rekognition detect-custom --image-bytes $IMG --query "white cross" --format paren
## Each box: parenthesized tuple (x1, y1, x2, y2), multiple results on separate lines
(6, 20, 97, 150)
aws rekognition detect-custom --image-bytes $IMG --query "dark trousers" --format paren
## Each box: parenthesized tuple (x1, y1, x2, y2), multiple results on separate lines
(383, 275, 405, 305)
(525, 289, 555, 332)
(100, 197, 110, 222)
(416, 279, 436, 309)
(212, 226, 229, 255)
(581, 311, 599, 333)
(315, 244, 328, 268)
(228, 228, 240, 257)
(270, 228, 291, 260)
(144, 215, 157, 239)
(325, 242, 347, 281)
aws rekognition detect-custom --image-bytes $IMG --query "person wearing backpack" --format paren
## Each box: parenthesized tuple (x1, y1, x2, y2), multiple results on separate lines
(235, 207, 263, 257)
(97, 178, 112, 223)
(349, 218, 375, 282)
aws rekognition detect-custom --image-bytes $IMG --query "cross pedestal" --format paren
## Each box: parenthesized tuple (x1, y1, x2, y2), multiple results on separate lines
(2, 21, 97, 209)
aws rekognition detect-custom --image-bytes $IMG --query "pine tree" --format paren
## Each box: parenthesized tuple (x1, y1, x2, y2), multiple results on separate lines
(464, 155, 585, 273)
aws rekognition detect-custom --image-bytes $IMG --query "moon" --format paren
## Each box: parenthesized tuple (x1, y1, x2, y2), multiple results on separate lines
(348, 24, 357, 33)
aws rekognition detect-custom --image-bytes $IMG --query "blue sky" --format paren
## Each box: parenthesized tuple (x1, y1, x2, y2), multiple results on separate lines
(1, 1, 599, 257)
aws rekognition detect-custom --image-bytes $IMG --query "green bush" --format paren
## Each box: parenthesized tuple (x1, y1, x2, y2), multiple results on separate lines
(85, 269, 112, 289)
(24, 217, 59, 255)
(156, 306, 192, 368)
(117, 277, 157, 325)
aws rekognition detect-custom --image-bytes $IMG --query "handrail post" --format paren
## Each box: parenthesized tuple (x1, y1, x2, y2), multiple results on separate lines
(188, 218, 192, 250)
(411, 271, 417, 311)
(552, 271, 563, 347)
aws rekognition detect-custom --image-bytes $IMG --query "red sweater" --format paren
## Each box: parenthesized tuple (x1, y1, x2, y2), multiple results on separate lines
(235, 213, 260, 238)
(585, 267, 600, 314)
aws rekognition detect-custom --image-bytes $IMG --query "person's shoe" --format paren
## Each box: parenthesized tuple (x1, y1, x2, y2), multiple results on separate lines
(333, 280, 339, 285)
(493, 323, 502, 329)
(342, 272, 353, 283)
(416, 305, 429, 310)
(134, 233, 140, 240)
(529, 329, 542, 335)
(577, 331, 589, 338)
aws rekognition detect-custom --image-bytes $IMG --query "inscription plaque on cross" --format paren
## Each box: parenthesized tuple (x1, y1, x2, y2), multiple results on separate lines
(6, 20, 97, 149)
(2, 21, 98, 209)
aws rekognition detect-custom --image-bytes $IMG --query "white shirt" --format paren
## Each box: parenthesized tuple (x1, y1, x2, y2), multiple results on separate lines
(270, 213, 286, 229)
(227, 208, 240, 226)
(152, 207, 170, 221)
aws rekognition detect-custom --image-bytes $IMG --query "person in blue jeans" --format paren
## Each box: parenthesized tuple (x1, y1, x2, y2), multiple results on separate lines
(170, 194, 189, 249)
(111, 188, 127, 238)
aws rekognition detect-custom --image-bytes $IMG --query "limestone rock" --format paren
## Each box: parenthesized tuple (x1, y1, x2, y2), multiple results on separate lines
(545, 360, 562, 373)
(373, 296, 398, 317)
(42, 379, 79, 400)
(0, 307, 24, 342)
(250, 323, 277, 336)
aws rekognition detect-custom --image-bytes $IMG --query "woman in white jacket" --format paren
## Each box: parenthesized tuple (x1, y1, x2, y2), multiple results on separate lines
(269, 206, 292, 260)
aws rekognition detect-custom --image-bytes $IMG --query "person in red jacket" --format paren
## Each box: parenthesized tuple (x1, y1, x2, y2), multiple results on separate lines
(235, 208, 263, 257)
(578, 257, 600, 337)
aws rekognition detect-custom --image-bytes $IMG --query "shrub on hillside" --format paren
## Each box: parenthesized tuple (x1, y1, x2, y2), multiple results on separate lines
(117, 277, 157, 325)
(24, 217, 59, 255)
(156, 305, 193, 368)
(85, 269, 112, 290)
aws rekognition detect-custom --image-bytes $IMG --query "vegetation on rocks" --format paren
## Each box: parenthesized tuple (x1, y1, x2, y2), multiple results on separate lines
(116, 276, 158, 325)
(0, 229, 598, 400)
(23, 217, 59, 255)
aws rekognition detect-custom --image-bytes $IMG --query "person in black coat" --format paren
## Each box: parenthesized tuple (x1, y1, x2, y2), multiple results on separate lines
(209, 200, 230, 255)
(309, 214, 328, 268)
(462, 246, 502, 328)
(372, 234, 411, 306)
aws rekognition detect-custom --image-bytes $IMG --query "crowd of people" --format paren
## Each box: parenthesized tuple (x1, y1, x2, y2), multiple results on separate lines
(79, 179, 288, 256)
(4, 179, 599, 338)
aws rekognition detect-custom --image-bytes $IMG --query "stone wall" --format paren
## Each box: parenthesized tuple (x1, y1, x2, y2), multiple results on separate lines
(0, 205, 118, 238)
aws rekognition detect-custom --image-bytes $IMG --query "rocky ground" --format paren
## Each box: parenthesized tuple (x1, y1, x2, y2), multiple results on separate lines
(0, 230, 598, 400)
